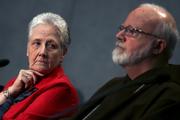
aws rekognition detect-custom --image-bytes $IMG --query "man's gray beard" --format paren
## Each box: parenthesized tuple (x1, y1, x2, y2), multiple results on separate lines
(112, 42, 154, 66)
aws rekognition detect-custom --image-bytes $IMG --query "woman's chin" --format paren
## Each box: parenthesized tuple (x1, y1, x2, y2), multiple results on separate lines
(30, 67, 50, 75)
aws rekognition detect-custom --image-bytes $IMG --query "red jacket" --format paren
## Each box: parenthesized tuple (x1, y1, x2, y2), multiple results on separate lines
(2, 67, 79, 120)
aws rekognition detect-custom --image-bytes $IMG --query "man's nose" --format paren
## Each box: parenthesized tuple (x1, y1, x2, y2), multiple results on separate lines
(116, 31, 126, 42)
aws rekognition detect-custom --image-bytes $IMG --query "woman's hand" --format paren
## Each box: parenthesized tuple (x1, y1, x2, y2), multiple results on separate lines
(8, 69, 44, 97)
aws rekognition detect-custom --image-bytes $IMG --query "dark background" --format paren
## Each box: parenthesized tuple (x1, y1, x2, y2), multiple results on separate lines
(0, 0, 180, 102)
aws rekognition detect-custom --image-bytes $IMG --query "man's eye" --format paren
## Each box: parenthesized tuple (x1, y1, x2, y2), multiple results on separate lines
(129, 29, 135, 34)
(125, 28, 134, 34)
(128, 28, 139, 36)
(119, 26, 124, 31)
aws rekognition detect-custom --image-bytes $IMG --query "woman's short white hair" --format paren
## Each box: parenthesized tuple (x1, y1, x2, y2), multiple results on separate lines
(28, 12, 70, 48)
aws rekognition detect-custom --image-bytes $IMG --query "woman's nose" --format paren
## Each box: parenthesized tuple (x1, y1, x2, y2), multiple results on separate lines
(39, 45, 48, 57)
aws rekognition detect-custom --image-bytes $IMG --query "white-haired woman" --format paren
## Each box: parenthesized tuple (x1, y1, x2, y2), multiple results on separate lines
(0, 12, 79, 120)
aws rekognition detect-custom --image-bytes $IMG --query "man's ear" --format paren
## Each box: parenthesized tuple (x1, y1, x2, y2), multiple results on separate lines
(152, 39, 167, 55)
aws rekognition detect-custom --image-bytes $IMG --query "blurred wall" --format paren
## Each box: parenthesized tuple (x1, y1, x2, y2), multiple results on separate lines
(0, 0, 180, 102)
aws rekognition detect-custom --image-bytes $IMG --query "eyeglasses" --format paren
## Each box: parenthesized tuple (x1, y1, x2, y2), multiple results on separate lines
(118, 25, 163, 39)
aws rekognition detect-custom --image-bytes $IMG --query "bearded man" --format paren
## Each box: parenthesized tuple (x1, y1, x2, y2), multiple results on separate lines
(70, 3, 180, 120)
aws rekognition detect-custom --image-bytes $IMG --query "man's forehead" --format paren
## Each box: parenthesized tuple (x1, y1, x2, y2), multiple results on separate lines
(124, 7, 160, 27)
(130, 7, 159, 20)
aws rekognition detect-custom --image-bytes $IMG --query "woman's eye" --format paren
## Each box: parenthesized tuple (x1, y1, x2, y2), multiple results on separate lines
(34, 41, 40, 46)
(47, 43, 57, 49)
(31, 41, 41, 48)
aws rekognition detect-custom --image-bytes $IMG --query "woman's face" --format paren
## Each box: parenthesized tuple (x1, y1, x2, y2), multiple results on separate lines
(27, 24, 64, 74)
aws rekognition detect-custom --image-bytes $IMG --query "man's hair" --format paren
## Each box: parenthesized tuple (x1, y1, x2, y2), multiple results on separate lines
(140, 3, 180, 60)
(28, 12, 71, 48)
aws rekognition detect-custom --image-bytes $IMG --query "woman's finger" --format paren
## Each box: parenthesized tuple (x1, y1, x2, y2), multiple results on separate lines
(30, 70, 44, 77)
(24, 71, 37, 84)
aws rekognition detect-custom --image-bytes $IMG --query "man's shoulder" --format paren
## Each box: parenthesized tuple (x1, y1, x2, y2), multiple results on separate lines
(90, 77, 127, 99)
(168, 64, 180, 84)
(99, 77, 127, 90)
(169, 64, 180, 70)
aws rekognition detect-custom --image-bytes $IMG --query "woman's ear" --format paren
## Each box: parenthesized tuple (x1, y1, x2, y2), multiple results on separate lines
(152, 39, 167, 55)
(62, 47, 67, 56)
(26, 42, 30, 56)
(26, 48, 29, 56)
(59, 48, 68, 63)
(26, 50, 29, 56)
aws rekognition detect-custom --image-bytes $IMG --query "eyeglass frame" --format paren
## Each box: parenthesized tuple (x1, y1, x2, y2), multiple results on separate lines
(118, 25, 163, 39)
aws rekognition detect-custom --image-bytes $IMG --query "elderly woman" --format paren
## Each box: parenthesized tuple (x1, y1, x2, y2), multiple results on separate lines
(0, 12, 79, 119)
